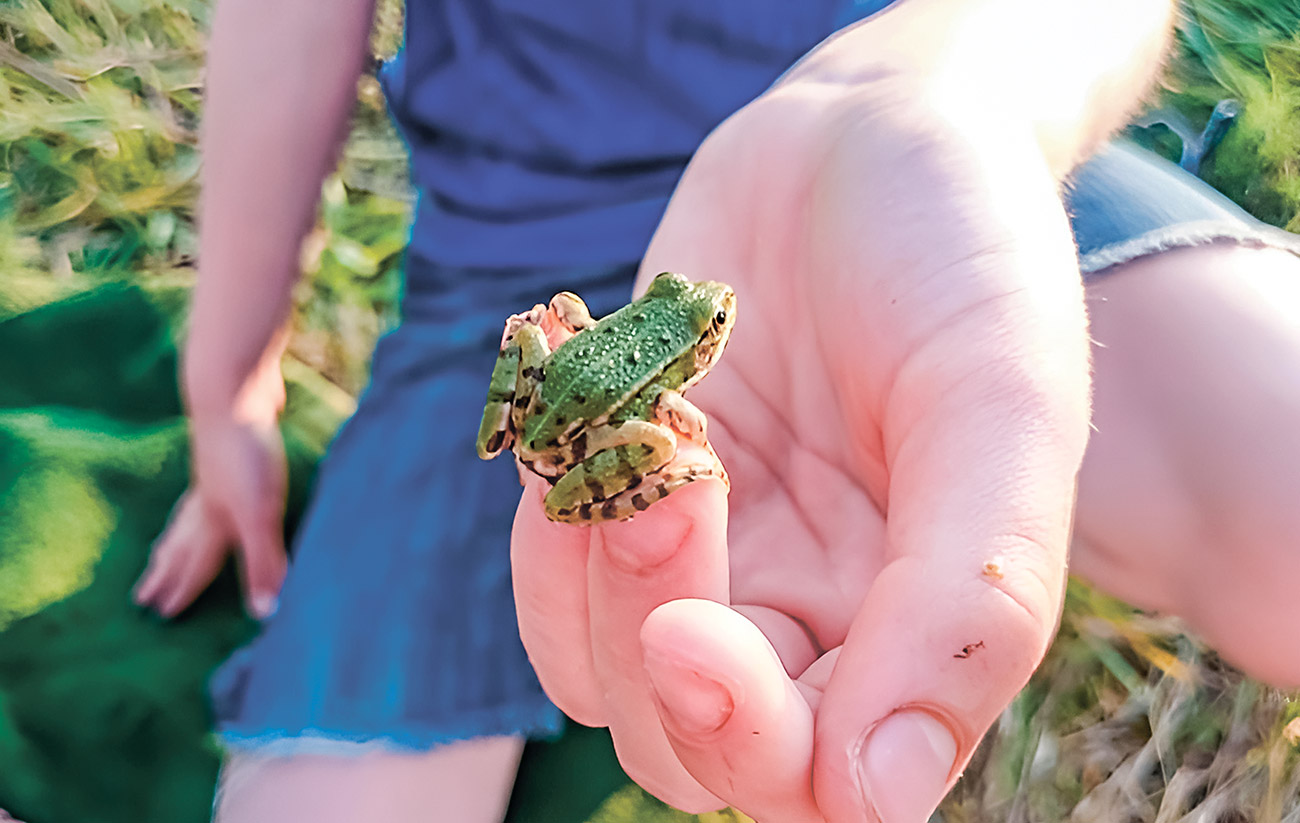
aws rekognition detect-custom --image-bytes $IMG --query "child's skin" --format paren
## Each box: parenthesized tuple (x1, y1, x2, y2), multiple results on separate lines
(137, 0, 1300, 821)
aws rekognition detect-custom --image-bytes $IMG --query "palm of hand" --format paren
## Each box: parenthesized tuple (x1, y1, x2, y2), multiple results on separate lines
(645, 87, 1056, 674)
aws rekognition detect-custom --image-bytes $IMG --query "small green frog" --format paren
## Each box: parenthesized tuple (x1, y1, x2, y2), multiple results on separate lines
(476, 272, 737, 524)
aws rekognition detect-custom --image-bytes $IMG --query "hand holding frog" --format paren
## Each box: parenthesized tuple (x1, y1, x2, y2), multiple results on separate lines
(509, 76, 1092, 823)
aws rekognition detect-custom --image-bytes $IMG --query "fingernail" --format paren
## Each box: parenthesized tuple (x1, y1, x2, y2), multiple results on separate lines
(644, 650, 735, 735)
(858, 710, 958, 823)
(249, 593, 279, 621)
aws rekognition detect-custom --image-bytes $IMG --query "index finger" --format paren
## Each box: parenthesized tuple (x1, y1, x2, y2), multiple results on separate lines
(510, 460, 732, 812)
(511, 476, 607, 726)
(586, 469, 730, 811)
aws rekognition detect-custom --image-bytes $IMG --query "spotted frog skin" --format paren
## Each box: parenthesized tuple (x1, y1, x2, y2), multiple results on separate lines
(476, 272, 737, 524)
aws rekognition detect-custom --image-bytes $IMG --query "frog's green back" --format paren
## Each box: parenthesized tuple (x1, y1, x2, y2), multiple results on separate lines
(521, 274, 723, 450)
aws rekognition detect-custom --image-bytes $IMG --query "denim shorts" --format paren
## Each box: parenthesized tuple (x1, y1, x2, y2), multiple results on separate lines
(209, 140, 1299, 758)
(1068, 141, 1300, 275)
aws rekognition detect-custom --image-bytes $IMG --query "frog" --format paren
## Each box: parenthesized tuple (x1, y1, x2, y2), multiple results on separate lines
(476, 271, 737, 524)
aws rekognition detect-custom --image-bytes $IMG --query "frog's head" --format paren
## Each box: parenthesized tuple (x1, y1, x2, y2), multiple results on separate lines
(646, 272, 738, 386)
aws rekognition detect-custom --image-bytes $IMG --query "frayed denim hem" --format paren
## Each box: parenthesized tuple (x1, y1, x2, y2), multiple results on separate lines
(1080, 219, 1300, 276)
(215, 703, 566, 758)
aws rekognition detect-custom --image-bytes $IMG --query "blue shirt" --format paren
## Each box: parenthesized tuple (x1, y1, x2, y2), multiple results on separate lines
(383, 0, 897, 268)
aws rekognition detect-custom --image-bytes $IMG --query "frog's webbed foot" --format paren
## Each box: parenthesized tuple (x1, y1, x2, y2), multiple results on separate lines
(652, 390, 708, 445)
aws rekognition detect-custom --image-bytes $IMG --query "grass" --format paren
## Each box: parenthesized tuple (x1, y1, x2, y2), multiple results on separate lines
(0, 0, 410, 393)
(941, 584, 1300, 822)
(1148, 0, 1300, 231)
(1, 1, 1299, 821)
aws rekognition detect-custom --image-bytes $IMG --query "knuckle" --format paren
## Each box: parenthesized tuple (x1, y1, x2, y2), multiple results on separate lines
(975, 533, 1065, 633)
(597, 513, 693, 575)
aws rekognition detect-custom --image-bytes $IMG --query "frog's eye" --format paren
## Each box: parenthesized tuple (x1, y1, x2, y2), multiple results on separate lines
(713, 310, 727, 326)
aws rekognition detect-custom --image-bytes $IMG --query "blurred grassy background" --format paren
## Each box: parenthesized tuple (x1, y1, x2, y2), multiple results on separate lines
(1, 0, 1298, 820)
(0, 0, 409, 395)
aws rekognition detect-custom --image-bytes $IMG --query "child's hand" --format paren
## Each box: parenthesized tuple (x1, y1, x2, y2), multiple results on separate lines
(510, 70, 1090, 822)
(135, 415, 287, 620)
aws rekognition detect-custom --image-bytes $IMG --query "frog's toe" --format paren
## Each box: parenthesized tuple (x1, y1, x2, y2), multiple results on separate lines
(501, 304, 548, 345)
(652, 390, 709, 445)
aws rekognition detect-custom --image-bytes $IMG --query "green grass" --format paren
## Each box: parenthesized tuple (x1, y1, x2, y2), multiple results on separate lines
(2, 1, 1299, 821)
(0, 0, 410, 393)
(1124, 0, 1300, 233)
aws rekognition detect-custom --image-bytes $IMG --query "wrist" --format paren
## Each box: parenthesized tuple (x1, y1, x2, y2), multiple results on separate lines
(182, 335, 287, 427)
(785, 0, 1173, 176)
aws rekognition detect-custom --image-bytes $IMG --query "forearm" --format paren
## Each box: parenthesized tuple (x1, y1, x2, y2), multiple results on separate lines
(185, 0, 377, 423)
(802, 0, 1176, 176)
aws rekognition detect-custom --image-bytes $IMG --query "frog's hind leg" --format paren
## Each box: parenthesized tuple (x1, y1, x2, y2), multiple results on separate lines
(510, 323, 553, 435)
(612, 450, 728, 521)
(544, 421, 676, 522)
(548, 438, 726, 523)
(476, 340, 522, 458)
(477, 308, 550, 460)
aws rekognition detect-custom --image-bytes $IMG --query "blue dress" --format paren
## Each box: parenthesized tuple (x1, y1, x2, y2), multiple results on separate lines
(212, 0, 1299, 754)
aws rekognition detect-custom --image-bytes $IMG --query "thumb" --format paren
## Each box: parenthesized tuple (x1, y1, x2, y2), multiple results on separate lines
(816, 553, 1059, 823)
(816, 337, 1089, 822)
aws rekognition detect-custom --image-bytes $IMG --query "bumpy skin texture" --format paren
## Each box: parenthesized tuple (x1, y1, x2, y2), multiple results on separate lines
(476, 272, 737, 523)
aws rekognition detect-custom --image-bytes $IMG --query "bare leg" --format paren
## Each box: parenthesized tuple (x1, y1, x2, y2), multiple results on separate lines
(213, 736, 525, 823)
(1073, 244, 1300, 686)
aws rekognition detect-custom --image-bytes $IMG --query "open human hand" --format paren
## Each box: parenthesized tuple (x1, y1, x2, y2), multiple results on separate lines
(134, 415, 288, 620)
(510, 70, 1093, 823)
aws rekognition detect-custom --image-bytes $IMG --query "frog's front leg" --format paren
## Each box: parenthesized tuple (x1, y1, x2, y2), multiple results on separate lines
(652, 390, 709, 445)
(651, 390, 728, 488)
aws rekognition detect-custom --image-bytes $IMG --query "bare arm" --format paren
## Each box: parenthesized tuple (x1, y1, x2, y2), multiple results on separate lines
(137, 0, 377, 618)
(185, 0, 378, 423)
